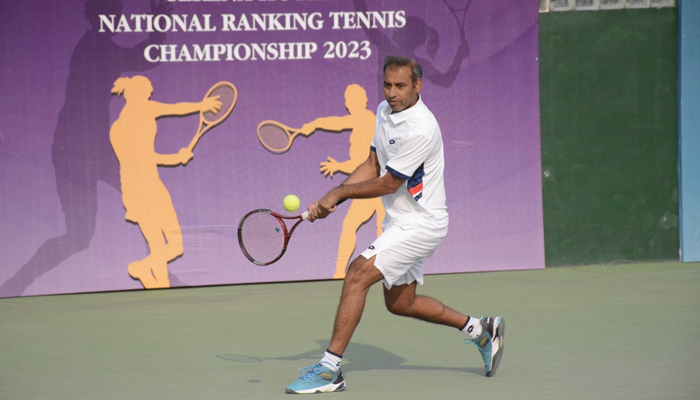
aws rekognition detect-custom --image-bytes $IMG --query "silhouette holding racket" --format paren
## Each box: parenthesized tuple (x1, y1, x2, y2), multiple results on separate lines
(0, 0, 172, 297)
(297, 84, 385, 279)
(109, 76, 222, 289)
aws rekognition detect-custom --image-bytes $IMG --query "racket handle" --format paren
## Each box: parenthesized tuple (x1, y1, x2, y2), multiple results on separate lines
(187, 132, 202, 152)
(301, 199, 345, 221)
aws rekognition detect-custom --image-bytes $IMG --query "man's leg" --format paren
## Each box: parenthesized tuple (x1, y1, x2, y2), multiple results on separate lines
(383, 281, 468, 328)
(328, 255, 384, 355)
(383, 282, 505, 377)
(285, 255, 384, 394)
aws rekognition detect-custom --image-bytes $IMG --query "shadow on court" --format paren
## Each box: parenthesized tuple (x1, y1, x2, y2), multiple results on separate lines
(218, 339, 483, 375)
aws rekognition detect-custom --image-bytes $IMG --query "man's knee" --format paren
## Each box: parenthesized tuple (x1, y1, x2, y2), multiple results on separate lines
(385, 296, 413, 316)
(344, 257, 381, 289)
(383, 283, 418, 317)
(345, 257, 370, 283)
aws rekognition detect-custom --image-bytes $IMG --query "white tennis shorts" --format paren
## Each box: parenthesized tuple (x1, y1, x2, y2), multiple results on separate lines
(360, 223, 448, 289)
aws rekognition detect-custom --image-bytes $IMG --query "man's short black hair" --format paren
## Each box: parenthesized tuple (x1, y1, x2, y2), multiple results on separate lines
(383, 56, 423, 86)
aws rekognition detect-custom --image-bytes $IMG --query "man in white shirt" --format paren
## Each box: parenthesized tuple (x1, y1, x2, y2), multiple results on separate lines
(285, 56, 504, 394)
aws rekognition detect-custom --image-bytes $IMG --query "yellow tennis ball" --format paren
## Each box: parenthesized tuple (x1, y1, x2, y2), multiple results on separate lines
(283, 194, 300, 212)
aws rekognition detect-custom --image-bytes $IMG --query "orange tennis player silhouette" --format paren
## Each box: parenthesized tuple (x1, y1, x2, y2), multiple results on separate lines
(299, 84, 386, 279)
(109, 75, 221, 289)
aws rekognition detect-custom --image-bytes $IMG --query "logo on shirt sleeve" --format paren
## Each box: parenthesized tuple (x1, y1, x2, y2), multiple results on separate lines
(407, 163, 425, 202)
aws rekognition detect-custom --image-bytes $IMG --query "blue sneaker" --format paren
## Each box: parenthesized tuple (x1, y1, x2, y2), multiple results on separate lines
(465, 316, 505, 377)
(285, 363, 346, 394)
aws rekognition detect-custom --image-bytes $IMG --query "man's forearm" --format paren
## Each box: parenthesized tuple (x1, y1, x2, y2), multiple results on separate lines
(333, 176, 398, 201)
(341, 156, 379, 186)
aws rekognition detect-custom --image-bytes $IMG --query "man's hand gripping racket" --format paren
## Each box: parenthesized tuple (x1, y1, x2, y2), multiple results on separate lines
(306, 193, 346, 222)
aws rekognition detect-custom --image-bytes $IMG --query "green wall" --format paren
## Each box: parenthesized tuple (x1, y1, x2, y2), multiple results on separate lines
(539, 9, 679, 266)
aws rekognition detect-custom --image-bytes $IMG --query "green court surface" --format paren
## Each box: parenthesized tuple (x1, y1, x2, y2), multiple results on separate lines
(1, 262, 698, 400)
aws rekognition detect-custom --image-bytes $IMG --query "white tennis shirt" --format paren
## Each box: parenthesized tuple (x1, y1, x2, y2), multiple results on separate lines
(371, 95, 448, 230)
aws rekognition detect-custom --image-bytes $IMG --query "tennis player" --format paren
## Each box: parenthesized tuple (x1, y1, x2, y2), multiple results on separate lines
(285, 56, 504, 394)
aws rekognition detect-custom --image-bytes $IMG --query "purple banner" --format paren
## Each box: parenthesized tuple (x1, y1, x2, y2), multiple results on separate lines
(0, 0, 543, 297)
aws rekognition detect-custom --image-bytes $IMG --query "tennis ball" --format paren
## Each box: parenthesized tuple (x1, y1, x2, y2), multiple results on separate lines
(283, 194, 300, 212)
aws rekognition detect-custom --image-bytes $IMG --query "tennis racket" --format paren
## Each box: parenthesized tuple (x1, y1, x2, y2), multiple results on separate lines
(443, 0, 472, 40)
(238, 199, 347, 265)
(237, 209, 310, 266)
(257, 120, 303, 154)
(187, 81, 238, 152)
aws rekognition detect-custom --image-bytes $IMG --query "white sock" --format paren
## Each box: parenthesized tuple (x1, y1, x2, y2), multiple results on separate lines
(320, 350, 342, 371)
(461, 317, 483, 340)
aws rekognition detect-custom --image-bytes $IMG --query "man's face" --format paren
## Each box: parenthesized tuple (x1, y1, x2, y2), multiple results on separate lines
(383, 65, 422, 113)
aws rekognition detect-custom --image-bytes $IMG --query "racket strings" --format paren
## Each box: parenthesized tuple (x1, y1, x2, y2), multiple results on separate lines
(239, 212, 286, 264)
(204, 84, 236, 123)
(258, 123, 292, 151)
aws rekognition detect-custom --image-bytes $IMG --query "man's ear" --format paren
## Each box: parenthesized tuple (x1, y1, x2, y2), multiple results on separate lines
(415, 78, 423, 93)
